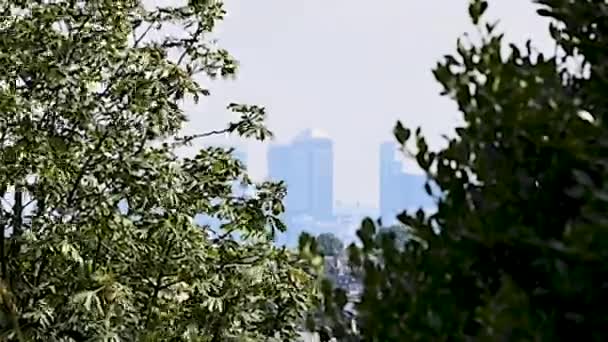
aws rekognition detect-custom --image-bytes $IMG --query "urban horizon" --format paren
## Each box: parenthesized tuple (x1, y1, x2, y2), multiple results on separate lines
(217, 128, 436, 246)
(230, 128, 433, 212)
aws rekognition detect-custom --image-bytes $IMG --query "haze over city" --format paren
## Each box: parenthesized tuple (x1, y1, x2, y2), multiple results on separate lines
(178, 0, 554, 208)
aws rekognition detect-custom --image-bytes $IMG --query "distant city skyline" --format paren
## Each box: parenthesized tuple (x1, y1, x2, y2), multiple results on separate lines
(261, 130, 436, 246)
(263, 129, 433, 214)
(178, 0, 555, 207)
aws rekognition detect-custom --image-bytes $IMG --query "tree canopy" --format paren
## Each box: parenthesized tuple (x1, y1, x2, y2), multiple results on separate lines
(375, 225, 410, 250)
(318, 0, 608, 341)
(316, 233, 344, 257)
(0, 0, 318, 340)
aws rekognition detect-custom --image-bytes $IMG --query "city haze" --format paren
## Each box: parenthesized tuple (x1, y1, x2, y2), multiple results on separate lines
(180, 0, 553, 208)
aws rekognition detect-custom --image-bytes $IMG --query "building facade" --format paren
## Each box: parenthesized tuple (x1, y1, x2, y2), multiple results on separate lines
(268, 129, 334, 221)
(379, 142, 430, 225)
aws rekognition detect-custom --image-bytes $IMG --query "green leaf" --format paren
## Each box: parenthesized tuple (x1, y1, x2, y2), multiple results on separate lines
(393, 121, 411, 145)
(468, 0, 489, 25)
(572, 169, 593, 187)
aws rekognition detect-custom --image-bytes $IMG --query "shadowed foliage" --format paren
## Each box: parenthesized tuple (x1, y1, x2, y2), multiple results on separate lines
(316, 0, 608, 341)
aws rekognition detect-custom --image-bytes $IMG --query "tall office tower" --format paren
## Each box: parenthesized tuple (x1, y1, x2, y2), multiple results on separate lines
(379, 142, 429, 225)
(292, 129, 334, 220)
(379, 142, 404, 224)
(268, 145, 292, 182)
(267, 129, 334, 221)
(267, 144, 292, 220)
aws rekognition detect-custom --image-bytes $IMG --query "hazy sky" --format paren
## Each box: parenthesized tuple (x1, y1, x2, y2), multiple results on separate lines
(180, 0, 554, 207)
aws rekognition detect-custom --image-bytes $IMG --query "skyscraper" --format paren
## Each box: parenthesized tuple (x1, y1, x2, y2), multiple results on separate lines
(267, 129, 334, 221)
(267, 145, 291, 182)
(380, 142, 403, 224)
(379, 142, 430, 225)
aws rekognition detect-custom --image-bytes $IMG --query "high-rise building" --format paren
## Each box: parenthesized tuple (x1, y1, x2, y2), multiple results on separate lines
(380, 142, 403, 223)
(267, 129, 334, 221)
(379, 142, 430, 225)
(268, 145, 291, 182)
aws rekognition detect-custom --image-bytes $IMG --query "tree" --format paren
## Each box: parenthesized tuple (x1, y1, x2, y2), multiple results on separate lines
(0, 0, 318, 340)
(318, 0, 608, 340)
(376, 225, 410, 250)
(317, 233, 344, 257)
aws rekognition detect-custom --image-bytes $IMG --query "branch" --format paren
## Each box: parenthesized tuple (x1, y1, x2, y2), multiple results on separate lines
(219, 254, 263, 269)
(66, 129, 111, 205)
(145, 268, 165, 326)
(210, 295, 236, 342)
(10, 190, 23, 266)
(268, 301, 289, 341)
(91, 237, 103, 272)
(134, 131, 148, 156)
(34, 257, 48, 287)
(157, 278, 183, 291)
(176, 22, 204, 67)
(176, 49, 189, 67)
(64, 14, 93, 63)
(172, 124, 237, 147)
(143, 239, 175, 327)
(0, 278, 24, 341)
(23, 198, 36, 210)
(58, 329, 87, 341)
(134, 21, 155, 48)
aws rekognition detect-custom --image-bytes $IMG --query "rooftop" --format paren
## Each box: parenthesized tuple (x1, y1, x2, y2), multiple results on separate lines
(293, 128, 331, 142)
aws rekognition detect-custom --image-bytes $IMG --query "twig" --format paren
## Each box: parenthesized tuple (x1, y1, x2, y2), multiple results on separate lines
(172, 123, 240, 148)
(66, 129, 110, 205)
(0, 278, 24, 341)
(134, 21, 155, 48)
(144, 239, 175, 327)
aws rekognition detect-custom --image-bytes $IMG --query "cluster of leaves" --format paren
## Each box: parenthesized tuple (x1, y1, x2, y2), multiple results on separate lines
(316, 233, 344, 257)
(0, 0, 318, 340)
(315, 228, 409, 258)
(317, 0, 608, 341)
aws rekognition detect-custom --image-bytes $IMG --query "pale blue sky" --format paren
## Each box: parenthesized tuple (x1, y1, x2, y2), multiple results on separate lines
(180, 0, 553, 207)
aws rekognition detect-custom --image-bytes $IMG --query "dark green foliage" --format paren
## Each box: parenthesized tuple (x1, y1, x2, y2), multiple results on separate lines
(376, 225, 410, 250)
(317, 0, 608, 341)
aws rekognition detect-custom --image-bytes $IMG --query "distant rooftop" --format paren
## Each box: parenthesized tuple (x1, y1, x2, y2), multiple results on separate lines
(293, 128, 331, 142)
(381, 141, 398, 148)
